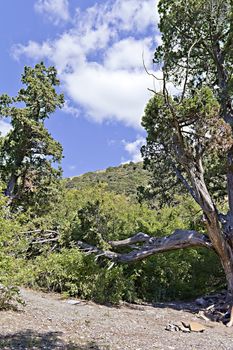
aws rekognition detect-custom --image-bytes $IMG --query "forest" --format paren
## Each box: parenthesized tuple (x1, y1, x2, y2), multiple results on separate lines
(0, 0, 233, 331)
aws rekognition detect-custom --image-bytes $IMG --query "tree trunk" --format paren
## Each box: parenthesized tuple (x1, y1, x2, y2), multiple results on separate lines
(5, 174, 17, 198)
(200, 211, 233, 326)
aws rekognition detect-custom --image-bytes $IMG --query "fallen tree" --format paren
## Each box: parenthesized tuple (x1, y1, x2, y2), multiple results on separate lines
(78, 230, 212, 263)
(78, 0, 233, 326)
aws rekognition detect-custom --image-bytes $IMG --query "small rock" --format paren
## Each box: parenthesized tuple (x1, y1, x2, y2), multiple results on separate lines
(189, 321, 206, 332)
(176, 322, 190, 333)
(165, 323, 179, 332)
(66, 299, 81, 305)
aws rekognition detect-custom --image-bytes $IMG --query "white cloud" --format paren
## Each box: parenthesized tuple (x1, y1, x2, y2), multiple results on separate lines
(104, 37, 153, 70)
(62, 100, 80, 118)
(106, 0, 159, 32)
(0, 120, 12, 136)
(155, 34, 162, 46)
(13, 0, 160, 128)
(34, 0, 70, 24)
(12, 40, 52, 61)
(63, 65, 154, 128)
(123, 136, 146, 162)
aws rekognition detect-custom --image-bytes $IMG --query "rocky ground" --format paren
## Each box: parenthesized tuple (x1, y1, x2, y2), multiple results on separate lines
(0, 288, 233, 350)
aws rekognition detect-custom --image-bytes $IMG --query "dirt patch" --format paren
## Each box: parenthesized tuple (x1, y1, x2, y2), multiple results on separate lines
(0, 288, 232, 349)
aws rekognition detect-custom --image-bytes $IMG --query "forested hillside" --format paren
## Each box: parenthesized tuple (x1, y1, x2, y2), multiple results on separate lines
(65, 162, 151, 200)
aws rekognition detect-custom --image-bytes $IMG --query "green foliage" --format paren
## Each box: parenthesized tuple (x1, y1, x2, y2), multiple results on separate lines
(146, 0, 233, 208)
(133, 248, 223, 302)
(0, 58, 230, 307)
(0, 285, 24, 310)
(0, 62, 64, 211)
(0, 176, 226, 304)
(11, 184, 223, 303)
(24, 248, 136, 304)
(155, 0, 232, 93)
(0, 189, 28, 308)
(141, 87, 232, 206)
(69, 185, 170, 246)
(66, 162, 151, 201)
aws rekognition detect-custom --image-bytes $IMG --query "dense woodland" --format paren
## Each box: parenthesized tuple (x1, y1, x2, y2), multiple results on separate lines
(0, 0, 233, 314)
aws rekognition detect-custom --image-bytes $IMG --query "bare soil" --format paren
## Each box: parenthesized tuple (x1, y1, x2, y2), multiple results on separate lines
(0, 288, 233, 350)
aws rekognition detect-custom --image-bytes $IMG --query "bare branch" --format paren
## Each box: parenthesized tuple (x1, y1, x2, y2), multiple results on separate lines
(77, 230, 212, 264)
(147, 88, 163, 97)
(142, 51, 163, 81)
(180, 39, 200, 102)
(20, 230, 59, 236)
(31, 237, 59, 245)
(109, 232, 150, 247)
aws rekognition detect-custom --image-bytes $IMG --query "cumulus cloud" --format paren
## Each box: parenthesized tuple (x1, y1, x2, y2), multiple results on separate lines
(0, 120, 12, 136)
(13, 0, 160, 128)
(34, 0, 70, 24)
(104, 37, 153, 70)
(63, 66, 153, 128)
(123, 136, 146, 163)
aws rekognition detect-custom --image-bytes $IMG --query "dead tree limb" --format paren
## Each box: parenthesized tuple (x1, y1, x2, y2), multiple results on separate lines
(78, 229, 213, 263)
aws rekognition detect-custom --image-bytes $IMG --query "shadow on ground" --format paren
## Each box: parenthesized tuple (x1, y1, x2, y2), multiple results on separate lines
(152, 300, 200, 313)
(0, 330, 107, 350)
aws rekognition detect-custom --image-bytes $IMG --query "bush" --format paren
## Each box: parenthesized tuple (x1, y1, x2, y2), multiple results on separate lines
(24, 248, 136, 304)
(0, 284, 24, 310)
(0, 184, 225, 305)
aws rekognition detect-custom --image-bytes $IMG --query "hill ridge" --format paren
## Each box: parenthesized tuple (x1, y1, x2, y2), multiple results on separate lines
(65, 161, 150, 199)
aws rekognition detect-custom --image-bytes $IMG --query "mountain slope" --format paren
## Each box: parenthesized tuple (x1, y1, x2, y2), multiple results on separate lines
(65, 162, 150, 199)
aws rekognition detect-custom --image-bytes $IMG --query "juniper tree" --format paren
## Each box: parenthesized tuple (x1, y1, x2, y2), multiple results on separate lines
(77, 1, 233, 324)
(0, 62, 64, 210)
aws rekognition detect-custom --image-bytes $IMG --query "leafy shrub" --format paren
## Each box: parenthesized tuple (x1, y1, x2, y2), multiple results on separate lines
(131, 248, 223, 302)
(0, 183, 225, 305)
(25, 248, 136, 304)
(0, 284, 24, 310)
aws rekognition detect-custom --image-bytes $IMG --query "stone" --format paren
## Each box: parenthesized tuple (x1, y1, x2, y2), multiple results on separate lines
(172, 321, 189, 332)
(66, 299, 81, 305)
(189, 321, 206, 332)
(165, 323, 179, 332)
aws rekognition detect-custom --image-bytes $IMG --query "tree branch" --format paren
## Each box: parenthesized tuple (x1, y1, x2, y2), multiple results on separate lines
(31, 237, 59, 245)
(78, 230, 213, 263)
(180, 39, 200, 102)
(109, 232, 150, 247)
(20, 230, 59, 236)
(172, 164, 198, 203)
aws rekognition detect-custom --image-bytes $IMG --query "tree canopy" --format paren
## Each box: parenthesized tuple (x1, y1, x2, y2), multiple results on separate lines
(0, 62, 64, 210)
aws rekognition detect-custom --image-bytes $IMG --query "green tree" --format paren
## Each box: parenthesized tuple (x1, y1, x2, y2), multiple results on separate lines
(150, 0, 233, 303)
(0, 62, 64, 210)
(78, 0, 233, 325)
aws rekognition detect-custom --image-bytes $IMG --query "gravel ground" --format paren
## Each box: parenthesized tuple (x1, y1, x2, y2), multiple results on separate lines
(0, 288, 233, 349)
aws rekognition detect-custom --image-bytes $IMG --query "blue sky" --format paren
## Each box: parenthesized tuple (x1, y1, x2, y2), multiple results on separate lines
(0, 0, 161, 177)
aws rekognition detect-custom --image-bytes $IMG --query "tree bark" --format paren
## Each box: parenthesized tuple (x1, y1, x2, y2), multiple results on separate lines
(78, 229, 212, 263)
